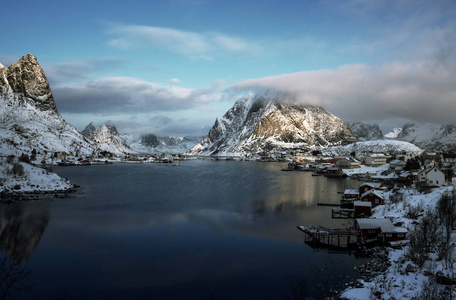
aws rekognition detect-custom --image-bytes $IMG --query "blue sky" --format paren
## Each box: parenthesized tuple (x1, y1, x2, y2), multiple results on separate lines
(1, 0, 456, 136)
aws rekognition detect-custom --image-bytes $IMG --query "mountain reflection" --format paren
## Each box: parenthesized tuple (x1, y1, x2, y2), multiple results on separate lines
(0, 205, 49, 264)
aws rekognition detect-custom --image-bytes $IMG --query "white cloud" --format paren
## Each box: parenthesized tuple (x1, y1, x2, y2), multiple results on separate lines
(231, 60, 456, 125)
(53, 76, 223, 114)
(107, 24, 262, 59)
(169, 78, 181, 84)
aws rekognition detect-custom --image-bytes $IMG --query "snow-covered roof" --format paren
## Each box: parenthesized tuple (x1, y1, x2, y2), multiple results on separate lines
(369, 154, 387, 158)
(344, 189, 359, 195)
(399, 171, 414, 178)
(390, 159, 403, 165)
(354, 201, 372, 207)
(356, 218, 392, 229)
(361, 189, 384, 199)
(360, 182, 382, 189)
(380, 225, 408, 234)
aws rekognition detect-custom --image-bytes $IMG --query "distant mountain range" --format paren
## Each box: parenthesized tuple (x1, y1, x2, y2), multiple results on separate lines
(2, 53, 455, 159)
(347, 122, 456, 152)
(81, 121, 203, 155)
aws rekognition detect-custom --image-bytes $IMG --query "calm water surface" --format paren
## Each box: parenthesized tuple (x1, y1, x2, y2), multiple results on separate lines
(1, 160, 368, 299)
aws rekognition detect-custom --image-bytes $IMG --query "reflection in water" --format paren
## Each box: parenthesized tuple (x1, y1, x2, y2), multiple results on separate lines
(20, 161, 367, 299)
(0, 205, 49, 264)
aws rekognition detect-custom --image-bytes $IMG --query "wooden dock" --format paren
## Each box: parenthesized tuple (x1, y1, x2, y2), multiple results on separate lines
(297, 225, 360, 249)
(332, 208, 355, 219)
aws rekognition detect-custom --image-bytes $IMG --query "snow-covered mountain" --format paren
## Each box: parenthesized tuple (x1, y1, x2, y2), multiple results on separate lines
(0, 54, 98, 157)
(394, 123, 456, 151)
(348, 122, 384, 141)
(187, 93, 357, 156)
(128, 134, 203, 154)
(322, 140, 423, 156)
(82, 122, 200, 154)
(384, 128, 403, 139)
(82, 121, 134, 154)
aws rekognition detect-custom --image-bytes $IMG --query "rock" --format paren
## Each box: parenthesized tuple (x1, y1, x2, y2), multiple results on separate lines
(406, 263, 417, 274)
(436, 271, 456, 285)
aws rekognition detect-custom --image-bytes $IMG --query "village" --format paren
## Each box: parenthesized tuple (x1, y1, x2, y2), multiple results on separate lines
(275, 149, 456, 299)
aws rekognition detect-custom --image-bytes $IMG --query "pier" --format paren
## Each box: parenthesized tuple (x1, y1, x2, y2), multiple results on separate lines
(297, 225, 360, 249)
(331, 208, 355, 219)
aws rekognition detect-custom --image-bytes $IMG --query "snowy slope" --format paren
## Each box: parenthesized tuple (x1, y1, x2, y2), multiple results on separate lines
(129, 134, 202, 154)
(187, 93, 357, 156)
(322, 139, 423, 156)
(384, 128, 403, 139)
(85, 121, 134, 155)
(0, 54, 99, 158)
(395, 123, 456, 151)
(0, 157, 73, 193)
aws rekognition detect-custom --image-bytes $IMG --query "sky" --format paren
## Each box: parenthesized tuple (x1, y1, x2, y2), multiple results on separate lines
(1, 0, 456, 136)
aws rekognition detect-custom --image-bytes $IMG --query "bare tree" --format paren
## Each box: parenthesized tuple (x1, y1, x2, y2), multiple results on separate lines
(408, 212, 440, 267)
(0, 255, 32, 300)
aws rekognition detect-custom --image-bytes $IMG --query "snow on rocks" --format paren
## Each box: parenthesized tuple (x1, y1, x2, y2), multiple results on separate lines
(342, 184, 456, 299)
(0, 157, 75, 201)
(322, 139, 423, 157)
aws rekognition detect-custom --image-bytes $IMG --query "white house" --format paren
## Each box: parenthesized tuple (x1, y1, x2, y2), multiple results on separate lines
(364, 154, 387, 167)
(418, 166, 446, 186)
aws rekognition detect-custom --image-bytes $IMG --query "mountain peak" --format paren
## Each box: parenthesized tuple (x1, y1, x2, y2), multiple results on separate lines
(18, 53, 38, 64)
(188, 94, 357, 156)
(1, 53, 57, 112)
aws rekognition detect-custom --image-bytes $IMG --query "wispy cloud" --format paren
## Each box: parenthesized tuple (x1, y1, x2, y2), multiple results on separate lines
(106, 23, 262, 59)
(325, 0, 456, 62)
(53, 76, 223, 114)
(45, 57, 130, 84)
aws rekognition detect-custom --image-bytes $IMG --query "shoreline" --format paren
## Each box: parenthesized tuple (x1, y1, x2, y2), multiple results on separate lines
(0, 185, 79, 203)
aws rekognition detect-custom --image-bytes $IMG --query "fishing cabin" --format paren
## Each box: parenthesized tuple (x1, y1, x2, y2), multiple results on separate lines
(355, 218, 407, 243)
(354, 201, 372, 216)
(360, 189, 385, 207)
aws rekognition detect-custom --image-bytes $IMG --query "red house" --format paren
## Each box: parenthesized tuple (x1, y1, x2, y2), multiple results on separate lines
(380, 225, 407, 242)
(354, 201, 372, 216)
(359, 182, 383, 195)
(342, 189, 359, 200)
(360, 189, 385, 207)
(355, 218, 393, 241)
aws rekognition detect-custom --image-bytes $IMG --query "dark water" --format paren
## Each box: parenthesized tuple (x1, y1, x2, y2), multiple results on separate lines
(0, 160, 368, 299)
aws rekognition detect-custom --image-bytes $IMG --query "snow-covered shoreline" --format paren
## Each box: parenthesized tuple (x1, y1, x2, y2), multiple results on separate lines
(341, 181, 456, 299)
(0, 157, 76, 202)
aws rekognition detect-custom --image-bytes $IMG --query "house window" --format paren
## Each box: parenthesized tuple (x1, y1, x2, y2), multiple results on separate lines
(368, 229, 376, 233)
(398, 234, 404, 237)
(436, 181, 439, 184)
(385, 233, 392, 237)
(375, 199, 379, 203)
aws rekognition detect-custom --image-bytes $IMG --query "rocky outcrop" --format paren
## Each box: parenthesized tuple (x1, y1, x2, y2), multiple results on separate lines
(1, 54, 57, 112)
(348, 122, 384, 141)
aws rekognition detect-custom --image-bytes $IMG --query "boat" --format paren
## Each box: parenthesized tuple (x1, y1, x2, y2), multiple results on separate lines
(312, 172, 321, 176)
